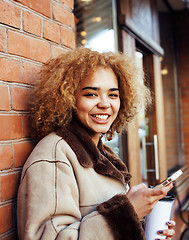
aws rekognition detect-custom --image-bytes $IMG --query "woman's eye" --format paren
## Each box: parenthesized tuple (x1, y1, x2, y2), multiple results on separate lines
(109, 93, 119, 98)
(84, 93, 97, 97)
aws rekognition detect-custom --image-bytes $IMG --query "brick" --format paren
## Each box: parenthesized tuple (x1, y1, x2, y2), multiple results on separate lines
(186, 159, 189, 166)
(180, 78, 189, 87)
(181, 96, 189, 103)
(0, 172, 21, 201)
(11, 86, 32, 111)
(14, 0, 51, 17)
(0, 57, 21, 83)
(0, 0, 21, 29)
(0, 204, 13, 234)
(183, 114, 189, 122)
(14, 141, 34, 167)
(50, 44, 67, 59)
(43, 20, 60, 43)
(182, 126, 189, 133)
(184, 141, 189, 148)
(7, 30, 50, 63)
(52, 2, 75, 29)
(0, 28, 6, 52)
(185, 147, 189, 154)
(60, 27, 75, 48)
(0, 145, 13, 170)
(22, 61, 41, 85)
(0, 115, 22, 140)
(23, 10, 41, 37)
(59, 0, 74, 9)
(184, 138, 189, 145)
(22, 114, 32, 138)
(0, 84, 10, 111)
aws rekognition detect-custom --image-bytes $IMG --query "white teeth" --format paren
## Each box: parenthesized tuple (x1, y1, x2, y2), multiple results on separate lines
(93, 115, 109, 120)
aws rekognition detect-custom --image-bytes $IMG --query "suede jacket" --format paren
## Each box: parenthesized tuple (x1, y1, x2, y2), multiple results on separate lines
(17, 120, 146, 240)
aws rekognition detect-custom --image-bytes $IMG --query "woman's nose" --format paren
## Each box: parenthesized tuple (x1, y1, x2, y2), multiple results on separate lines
(97, 98, 110, 109)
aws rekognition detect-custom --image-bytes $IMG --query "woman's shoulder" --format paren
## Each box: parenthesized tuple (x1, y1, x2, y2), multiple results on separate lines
(21, 132, 73, 172)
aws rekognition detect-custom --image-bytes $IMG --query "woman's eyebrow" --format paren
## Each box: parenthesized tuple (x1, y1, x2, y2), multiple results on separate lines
(81, 87, 119, 91)
(81, 87, 98, 91)
(110, 88, 119, 91)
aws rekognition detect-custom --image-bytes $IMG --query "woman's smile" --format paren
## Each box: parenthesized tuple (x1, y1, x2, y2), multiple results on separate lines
(90, 114, 110, 122)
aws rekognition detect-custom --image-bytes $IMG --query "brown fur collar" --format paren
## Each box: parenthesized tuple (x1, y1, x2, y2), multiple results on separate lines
(56, 119, 131, 186)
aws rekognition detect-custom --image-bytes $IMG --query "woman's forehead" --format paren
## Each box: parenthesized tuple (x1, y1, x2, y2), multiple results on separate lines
(78, 67, 118, 91)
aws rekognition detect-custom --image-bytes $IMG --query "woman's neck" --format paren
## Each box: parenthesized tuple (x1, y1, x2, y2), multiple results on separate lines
(91, 133, 101, 146)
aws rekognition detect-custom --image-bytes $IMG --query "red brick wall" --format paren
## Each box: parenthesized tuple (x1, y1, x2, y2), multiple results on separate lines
(176, 10, 189, 166)
(159, 9, 189, 169)
(0, 0, 75, 238)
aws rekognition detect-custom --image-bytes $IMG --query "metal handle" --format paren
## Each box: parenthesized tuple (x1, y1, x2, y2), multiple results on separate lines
(142, 136, 147, 180)
(153, 134, 159, 180)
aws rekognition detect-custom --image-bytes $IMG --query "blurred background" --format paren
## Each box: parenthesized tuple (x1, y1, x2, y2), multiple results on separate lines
(74, 0, 189, 238)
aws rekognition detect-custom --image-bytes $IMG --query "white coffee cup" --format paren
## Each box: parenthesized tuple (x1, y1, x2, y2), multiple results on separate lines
(145, 195, 174, 240)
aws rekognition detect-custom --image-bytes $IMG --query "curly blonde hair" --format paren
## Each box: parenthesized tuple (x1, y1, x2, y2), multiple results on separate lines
(31, 48, 151, 140)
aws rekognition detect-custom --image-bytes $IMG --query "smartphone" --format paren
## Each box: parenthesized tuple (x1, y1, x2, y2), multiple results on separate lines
(155, 169, 183, 188)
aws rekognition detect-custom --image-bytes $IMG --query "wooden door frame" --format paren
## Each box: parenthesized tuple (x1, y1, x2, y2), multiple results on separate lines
(121, 30, 142, 186)
(152, 55, 167, 182)
(121, 30, 167, 186)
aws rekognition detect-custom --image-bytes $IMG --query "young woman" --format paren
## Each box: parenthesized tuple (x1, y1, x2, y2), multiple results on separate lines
(17, 48, 175, 240)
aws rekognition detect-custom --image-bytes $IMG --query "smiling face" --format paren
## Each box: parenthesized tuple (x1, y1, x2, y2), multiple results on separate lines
(75, 67, 120, 145)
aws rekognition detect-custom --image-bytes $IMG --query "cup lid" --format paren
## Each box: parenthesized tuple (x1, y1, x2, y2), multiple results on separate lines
(159, 194, 175, 202)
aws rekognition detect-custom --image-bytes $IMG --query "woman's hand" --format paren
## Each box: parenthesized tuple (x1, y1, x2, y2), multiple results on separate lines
(157, 220, 176, 239)
(126, 183, 173, 219)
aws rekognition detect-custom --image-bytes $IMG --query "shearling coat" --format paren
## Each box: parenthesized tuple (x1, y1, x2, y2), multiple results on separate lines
(17, 120, 146, 240)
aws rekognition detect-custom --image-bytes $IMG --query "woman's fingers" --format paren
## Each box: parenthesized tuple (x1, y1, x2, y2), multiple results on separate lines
(127, 183, 174, 219)
(156, 221, 176, 239)
(151, 183, 174, 198)
(157, 228, 175, 239)
(167, 220, 176, 228)
(131, 183, 147, 191)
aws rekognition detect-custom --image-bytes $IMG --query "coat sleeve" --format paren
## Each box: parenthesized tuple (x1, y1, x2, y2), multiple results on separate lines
(96, 194, 146, 240)
(17, 156, 145, 240)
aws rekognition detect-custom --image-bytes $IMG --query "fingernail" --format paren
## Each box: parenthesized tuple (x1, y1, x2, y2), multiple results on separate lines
(157, 230, 163, 234)
(167, 221, 171, 224)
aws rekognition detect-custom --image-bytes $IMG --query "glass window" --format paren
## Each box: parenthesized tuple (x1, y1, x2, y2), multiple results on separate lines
(74, 0, 122, 157)
(74, 0, 117, 52)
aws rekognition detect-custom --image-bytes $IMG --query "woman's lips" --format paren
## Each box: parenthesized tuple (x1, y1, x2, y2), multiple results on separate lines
(90, 114, 110, 123)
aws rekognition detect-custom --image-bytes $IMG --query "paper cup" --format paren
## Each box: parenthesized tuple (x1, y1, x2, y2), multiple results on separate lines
(145, 195, 174, 240)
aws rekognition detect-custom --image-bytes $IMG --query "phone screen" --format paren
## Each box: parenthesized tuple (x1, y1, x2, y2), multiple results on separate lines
(155, 169, 183, 188)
